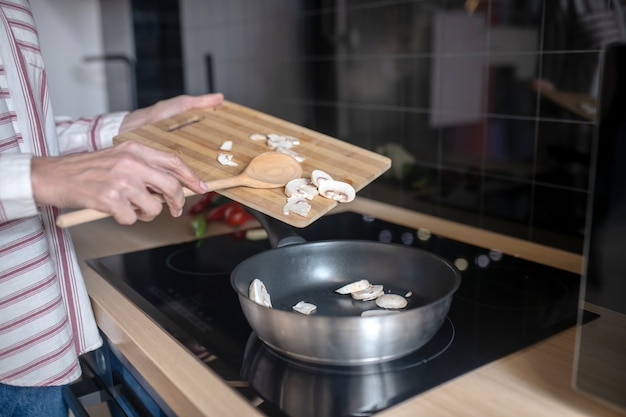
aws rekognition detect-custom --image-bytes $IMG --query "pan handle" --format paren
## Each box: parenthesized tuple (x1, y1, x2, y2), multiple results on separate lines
(247, 208, 306, 248)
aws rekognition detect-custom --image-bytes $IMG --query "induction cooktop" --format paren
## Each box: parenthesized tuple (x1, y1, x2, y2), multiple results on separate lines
(87, 211, 587, 417)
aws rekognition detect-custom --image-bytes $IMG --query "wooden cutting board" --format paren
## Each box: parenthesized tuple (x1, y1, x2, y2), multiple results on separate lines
(114, 100, 391, 228)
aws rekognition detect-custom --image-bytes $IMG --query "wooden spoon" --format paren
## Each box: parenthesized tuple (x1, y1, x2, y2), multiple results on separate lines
(55, 151, 303, 228)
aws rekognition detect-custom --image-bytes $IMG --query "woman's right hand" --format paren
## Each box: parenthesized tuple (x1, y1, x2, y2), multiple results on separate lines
(31, 140, 209, 225)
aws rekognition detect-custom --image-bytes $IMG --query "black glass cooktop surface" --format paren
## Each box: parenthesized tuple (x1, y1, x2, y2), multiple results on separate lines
(87, 211, 585, 417)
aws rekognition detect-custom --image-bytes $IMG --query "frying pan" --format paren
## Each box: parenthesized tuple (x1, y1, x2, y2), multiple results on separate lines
(231, 211, 461, 365)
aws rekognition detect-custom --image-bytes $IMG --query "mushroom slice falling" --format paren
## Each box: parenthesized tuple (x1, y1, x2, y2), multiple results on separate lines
(292, 301, 317, 315)
(335, 279, 371, 295)
(249, 279, 272, 308)
(285, 178, 319, 200)
(375, 294, 408, 310)
(351, 284, 384, 301)
(318, 180, 356, 203)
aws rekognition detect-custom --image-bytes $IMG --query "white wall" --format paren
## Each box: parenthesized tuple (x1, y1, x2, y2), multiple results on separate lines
(30, 0, 108, 117)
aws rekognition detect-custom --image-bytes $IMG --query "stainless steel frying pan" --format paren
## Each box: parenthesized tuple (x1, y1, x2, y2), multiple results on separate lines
(230, 212, 461, 365)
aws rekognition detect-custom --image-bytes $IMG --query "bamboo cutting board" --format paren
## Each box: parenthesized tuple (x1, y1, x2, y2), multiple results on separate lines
(114, 100, 391, 228)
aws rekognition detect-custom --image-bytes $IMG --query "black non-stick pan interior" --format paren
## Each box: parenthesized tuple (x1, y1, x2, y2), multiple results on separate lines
(232, 240, 459, 317)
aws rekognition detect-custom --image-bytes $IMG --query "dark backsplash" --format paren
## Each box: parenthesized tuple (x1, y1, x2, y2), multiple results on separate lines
(121, 0, 625, 253)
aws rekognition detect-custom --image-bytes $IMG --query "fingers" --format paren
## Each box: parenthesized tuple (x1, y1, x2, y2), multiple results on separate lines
(181, 93, 224, 111)
(197, 92, 224, 107)
(120, 92, 225, 133)
(37, 91, 225, 225)
(114, 141, 202, 219)
(150, 93, 225, 122)
(110, 192, 163, 225)
(32, 141, 204, 226)
(120, 140, 208, 196)
(85, 148, 180, 224)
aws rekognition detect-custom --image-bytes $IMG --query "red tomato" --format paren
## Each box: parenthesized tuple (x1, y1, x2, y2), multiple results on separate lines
(224, 206, 252, 227)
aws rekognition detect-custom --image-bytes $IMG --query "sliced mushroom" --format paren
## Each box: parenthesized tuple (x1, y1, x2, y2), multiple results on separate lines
(318, 180, 356, 203)
(351, 284, 384, 301)
(292, 301, 317, 315)
(267, 133, 300, 149)
(249, 132, 267, 141)
(275, 146, 305, 162)
(285, 178, 319, 200)
(335, 279, 371, 295)
(219, 140, 233, 151)
(217, 153, 238, 166)
(311, 169, 333, 187)
(283, 135, 300, 146)
(282, 196, 312, 217)
(249, 279, 272, 308)
(375, 294, 408, 309)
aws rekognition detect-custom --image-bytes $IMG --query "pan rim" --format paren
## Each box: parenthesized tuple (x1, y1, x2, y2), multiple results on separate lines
(230, 239, 461, 318)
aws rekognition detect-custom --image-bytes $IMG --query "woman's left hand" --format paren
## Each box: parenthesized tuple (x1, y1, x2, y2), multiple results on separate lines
(119, 93, 224, 133)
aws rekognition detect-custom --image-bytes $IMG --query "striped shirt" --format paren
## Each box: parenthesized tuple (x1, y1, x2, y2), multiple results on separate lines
(0, 0, 126, 386)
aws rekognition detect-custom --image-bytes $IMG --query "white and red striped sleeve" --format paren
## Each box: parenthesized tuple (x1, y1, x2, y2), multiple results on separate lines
(54, 112, 127, 154)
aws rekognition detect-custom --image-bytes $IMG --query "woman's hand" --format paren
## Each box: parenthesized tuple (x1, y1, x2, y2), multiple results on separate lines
(32, 93, 225, 225)
(32, 140, 209, 225)
(119, 93, 224, 133)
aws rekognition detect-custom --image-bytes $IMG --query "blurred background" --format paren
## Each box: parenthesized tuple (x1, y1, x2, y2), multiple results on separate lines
(32, 0, 623, 254)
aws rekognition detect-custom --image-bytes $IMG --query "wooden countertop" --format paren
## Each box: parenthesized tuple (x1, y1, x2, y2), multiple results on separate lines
(70, 197, 625, 417)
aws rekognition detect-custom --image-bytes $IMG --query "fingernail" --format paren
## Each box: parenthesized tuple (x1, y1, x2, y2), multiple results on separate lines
(176, 208, 183, 217)
(200, 181, 209, 191)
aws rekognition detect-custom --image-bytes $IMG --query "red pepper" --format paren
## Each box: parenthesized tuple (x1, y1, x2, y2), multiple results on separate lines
(205, 201, 242, 222)
(188, 192, 219, 215)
